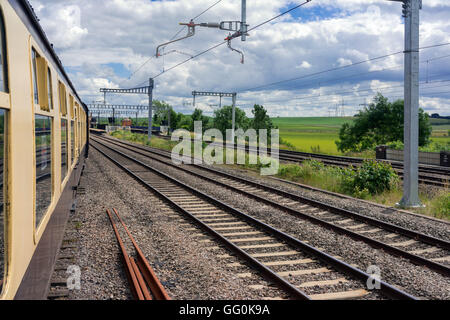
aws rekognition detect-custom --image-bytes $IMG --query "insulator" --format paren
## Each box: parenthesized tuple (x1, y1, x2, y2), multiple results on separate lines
(199, 22, 220, 28)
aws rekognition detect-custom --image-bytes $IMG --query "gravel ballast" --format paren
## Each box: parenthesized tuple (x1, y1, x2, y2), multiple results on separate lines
(92, 137, 450, 300)
(52, 147, 289, 300)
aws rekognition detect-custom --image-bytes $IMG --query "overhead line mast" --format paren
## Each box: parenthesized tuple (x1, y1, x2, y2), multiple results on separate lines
(390, 0, 423, 208)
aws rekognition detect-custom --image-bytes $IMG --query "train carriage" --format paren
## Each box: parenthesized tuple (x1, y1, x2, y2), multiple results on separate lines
(0, 0, 89, 299)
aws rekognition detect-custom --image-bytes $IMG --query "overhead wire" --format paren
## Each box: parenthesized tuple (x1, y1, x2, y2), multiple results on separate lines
(143, 0, 313, 82)
(239, 80, 450, 108)
(122, 0, 224, 87)
(240, 42, 450, 93)
(248, 53, 450, 103)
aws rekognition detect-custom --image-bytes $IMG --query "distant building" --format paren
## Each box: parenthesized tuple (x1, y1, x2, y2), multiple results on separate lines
(122, 118, 132, 126)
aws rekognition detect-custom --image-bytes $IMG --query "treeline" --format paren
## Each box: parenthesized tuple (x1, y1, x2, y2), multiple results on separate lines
(147, 100, 275, 135)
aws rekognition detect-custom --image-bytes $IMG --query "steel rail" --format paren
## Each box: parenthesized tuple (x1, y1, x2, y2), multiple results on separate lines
(93, 136, 450, 276)
(106, 209, 146, 300)
(111, 208, 171, 300)
(208, 143, 449, 187)
(106, 208, 170, 300)
(94, 136, 450, 247)
(93, 142, 310, 300)
(142, 133, 450, 182)
(91, 140, 417, 300)
(140, 132, 449, 172)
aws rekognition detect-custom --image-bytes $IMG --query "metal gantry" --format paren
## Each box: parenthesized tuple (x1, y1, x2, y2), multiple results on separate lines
(99, 79, 155, 139)
(88, 104, 149, 110)
(88, 104, 150, 125)
(192, 91, 237, 140)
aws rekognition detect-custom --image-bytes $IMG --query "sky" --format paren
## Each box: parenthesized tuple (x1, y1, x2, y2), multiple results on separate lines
(28, 0, 450, 117)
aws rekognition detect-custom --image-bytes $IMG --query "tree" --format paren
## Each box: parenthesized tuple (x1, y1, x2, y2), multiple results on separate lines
(177, 113, 192, 130)
(335, 93, 432, 153)
(152, 100, 188, 130)
(213, 105, 249, 136)
(190, 108, 210, 132)
(250, 104, 274, 132)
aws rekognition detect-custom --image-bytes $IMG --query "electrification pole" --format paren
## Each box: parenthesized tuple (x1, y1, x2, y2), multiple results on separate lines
(148, 78, 154, 140)
(168, 107, 171, 135)
(232, 93, 237, 142)
(395, 0, 422, 207)
(241, 0, 247, 41)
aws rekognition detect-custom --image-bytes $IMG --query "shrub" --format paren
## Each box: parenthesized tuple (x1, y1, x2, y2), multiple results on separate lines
(352, 160, 398, 195)
(419, 141, 450, 152)
(387, 140, 404, 150)
(388, 140, 450, 152)
(276, 159, 398, 198)
(431, 193, 450, 219)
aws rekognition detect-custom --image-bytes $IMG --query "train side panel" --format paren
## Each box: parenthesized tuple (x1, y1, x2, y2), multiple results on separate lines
(0, 0, 88, 299)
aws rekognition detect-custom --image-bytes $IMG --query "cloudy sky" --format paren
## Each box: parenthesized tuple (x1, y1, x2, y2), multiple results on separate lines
(29, 0, 450, 117)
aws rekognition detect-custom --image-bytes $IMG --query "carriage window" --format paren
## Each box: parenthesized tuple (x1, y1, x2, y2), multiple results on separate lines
(0, 11, 8, 93)
(35, 115, 52, 228)
(31, 49, 39, 104)
(0, 109, 6, 291)
(59, 82, 67, 116)
(61, 119, 68, 182)
(70, 120, 74, 164)
(47, 68, 53, 109)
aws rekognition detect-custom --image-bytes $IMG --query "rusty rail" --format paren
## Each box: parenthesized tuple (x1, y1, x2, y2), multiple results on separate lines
(106, 208, 170, 300)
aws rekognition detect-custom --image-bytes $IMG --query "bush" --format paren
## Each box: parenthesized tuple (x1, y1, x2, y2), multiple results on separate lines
(387, 140, 404, 150)
(431, 193, 450, 219)
(419, 141, 450, 152)
(276, 159, 398, 198)
(352, 160, 398, 195)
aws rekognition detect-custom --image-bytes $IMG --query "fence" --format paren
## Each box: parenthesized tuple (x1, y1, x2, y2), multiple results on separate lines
(376, 145, 449, 167)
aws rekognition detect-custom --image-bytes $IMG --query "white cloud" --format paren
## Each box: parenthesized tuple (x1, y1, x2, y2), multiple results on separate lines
(28, 0, 450, 116)
(296, 61, 312, 69)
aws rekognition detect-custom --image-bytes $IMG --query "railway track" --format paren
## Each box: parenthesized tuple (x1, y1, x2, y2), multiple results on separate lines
(273, 149, 449, 188)
(91, 138, 417, 300)
(106, 208, 171, 300)
(220, 143, 449, 187)
(92, 135, 450, 277)
(148, 133, 449, 187)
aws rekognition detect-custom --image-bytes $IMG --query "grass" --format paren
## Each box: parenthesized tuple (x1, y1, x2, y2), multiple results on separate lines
(272, 117, 353, 155)
(109, 130, 178, 151)
(272, 117, 450, 156)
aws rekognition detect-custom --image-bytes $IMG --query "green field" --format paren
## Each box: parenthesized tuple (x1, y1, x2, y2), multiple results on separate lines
(272, 117, 450, 156)
(272, 117, 354, 155)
